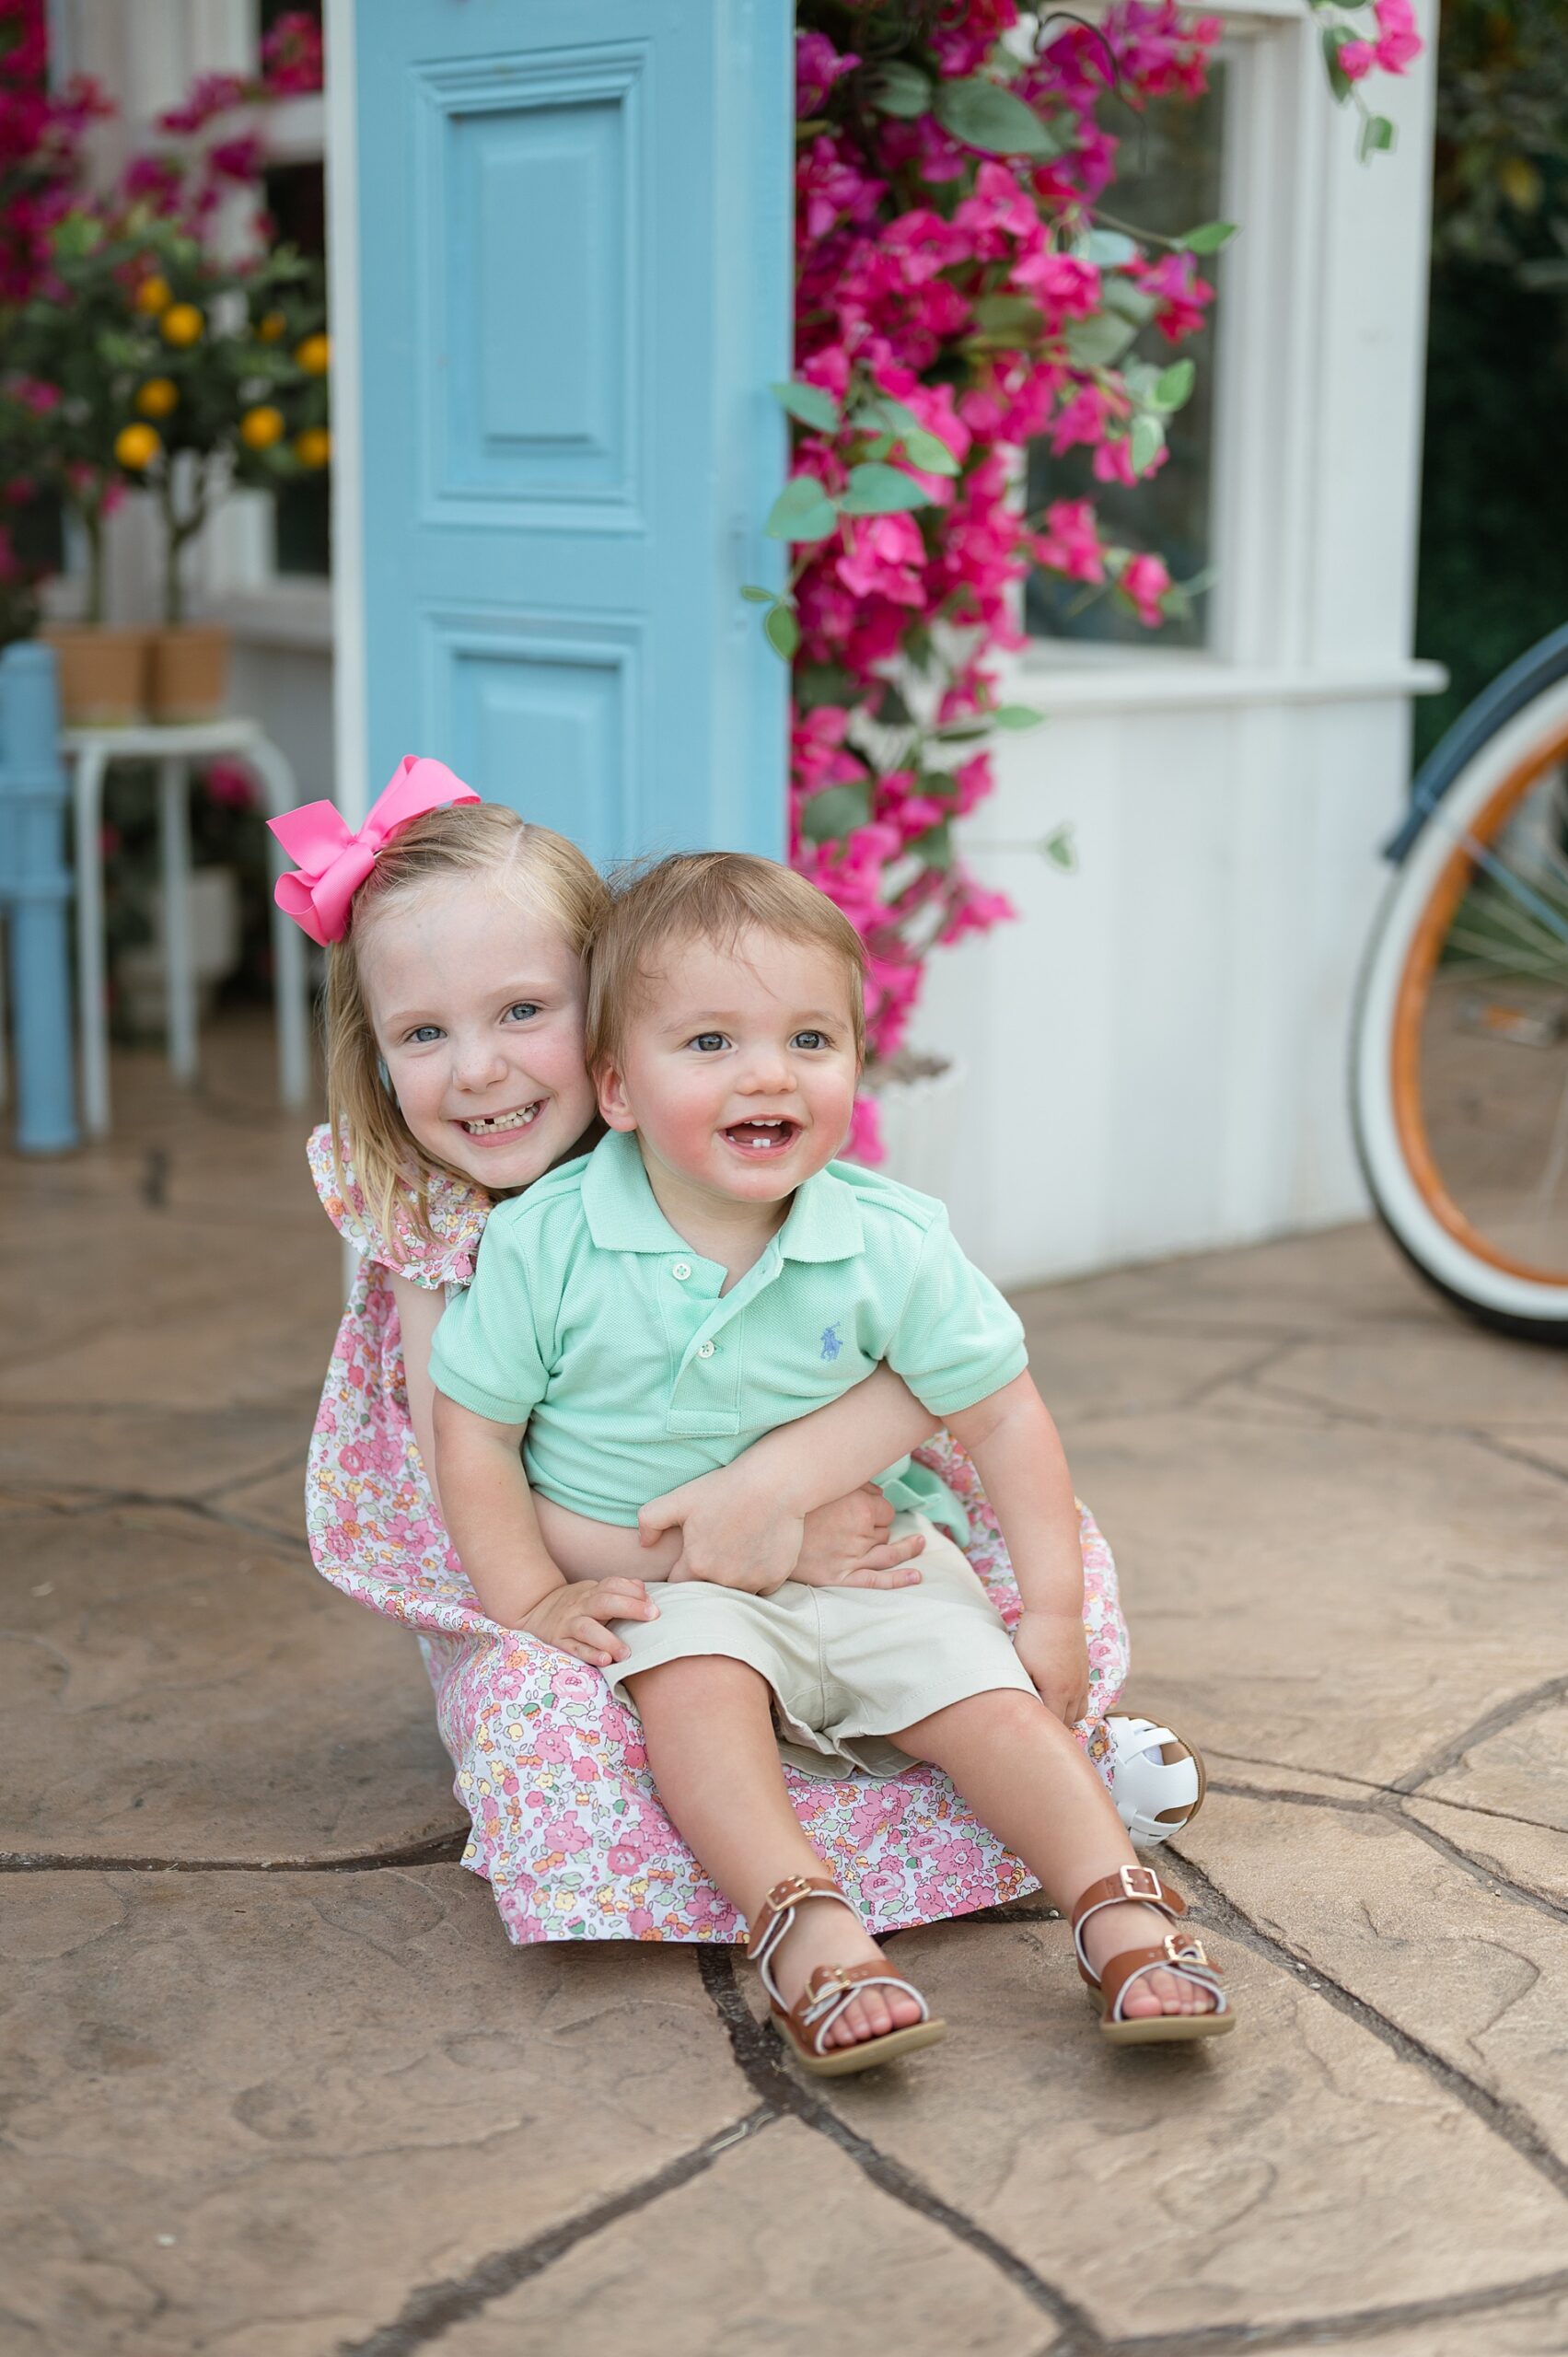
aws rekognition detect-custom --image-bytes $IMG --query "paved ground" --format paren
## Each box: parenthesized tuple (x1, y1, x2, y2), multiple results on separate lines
(5, 1020, 1567, 2357)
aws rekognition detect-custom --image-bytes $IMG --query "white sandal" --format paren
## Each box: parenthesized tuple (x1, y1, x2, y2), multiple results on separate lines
(1106, 1714, 1206, 1847)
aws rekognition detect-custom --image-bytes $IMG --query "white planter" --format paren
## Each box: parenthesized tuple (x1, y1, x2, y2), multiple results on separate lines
(865, 1059, 967, 1204)
(118, 865, 242, 1037)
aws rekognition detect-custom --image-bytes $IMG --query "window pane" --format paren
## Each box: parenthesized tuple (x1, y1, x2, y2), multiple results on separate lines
(262, 158, 330, 580)
(1025, 62, 1226, 651)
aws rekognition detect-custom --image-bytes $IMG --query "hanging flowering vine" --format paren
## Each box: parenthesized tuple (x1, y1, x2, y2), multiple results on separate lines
(772, 0, 1421, 1158)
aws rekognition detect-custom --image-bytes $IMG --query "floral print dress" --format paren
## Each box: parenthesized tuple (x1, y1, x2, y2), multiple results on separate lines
(305, 1127, 1130, 1944)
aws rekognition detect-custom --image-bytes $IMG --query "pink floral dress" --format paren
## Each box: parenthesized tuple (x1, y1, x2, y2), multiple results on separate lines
(306, 1127, 1130, 1944)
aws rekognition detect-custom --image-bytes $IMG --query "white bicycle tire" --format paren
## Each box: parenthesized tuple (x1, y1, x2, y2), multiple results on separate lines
(1353, 677, 1568, 1336)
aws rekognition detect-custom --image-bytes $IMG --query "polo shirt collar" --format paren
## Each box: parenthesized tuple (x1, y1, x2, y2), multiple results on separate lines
(580, 1131, 864, 1263)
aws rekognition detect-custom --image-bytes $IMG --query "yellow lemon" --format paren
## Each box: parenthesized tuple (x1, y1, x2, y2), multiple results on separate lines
(294, 426, 331, 468)
(160, 302, 203, 347)
(134, 274, 172, 316)
(135, 377, 179, 420)
(257, 309, 287, 343)
(294, 332, 331, 376)
(114, 423, 161, 470)
(238, 404, 285, 451)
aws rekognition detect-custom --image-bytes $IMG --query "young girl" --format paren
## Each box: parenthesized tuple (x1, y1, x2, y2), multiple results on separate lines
(276, 760, 1202, 1949)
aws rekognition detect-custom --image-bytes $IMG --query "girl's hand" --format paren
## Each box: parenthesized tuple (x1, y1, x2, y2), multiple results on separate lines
(521, 1577, 657, 1668)
(638, 1469, 804, 1594)
(792, 1485, 924, 1590)
(1014, 1608, 1091, 1725)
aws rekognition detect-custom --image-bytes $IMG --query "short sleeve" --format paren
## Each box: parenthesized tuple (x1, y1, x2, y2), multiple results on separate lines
(883, 1209, 1028, 1417)
(429, 1208, 551, 1425)
(307, 1122, 488, 1291)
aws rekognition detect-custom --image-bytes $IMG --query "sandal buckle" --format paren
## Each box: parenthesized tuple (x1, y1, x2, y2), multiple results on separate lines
(764, 1875, 818, 1913)
(1118, 1864, 1163, 1903)
(1165, 1933, 1207, 1967)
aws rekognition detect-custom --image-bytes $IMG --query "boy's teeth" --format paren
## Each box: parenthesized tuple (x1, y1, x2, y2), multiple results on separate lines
(463, 1104, 539, 1135)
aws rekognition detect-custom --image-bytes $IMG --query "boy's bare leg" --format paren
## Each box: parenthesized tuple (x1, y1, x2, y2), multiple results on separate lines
(889, 1689, 1218, 2019)
(626, 1655, 923, 2049)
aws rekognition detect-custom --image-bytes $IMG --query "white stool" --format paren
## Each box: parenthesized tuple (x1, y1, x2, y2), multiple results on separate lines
(66, 717, 312, 1138)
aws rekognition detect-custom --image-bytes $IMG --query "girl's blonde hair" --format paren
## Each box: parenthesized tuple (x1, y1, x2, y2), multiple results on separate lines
(323, 802, 608, 1242)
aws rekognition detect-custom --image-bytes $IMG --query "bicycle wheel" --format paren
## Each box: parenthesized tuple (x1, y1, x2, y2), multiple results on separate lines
(1353, 672, 1568, 1339)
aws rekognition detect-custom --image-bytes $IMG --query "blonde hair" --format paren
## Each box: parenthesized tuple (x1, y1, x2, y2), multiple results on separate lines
(324, 801, 608, 1241)
(586, 851, 866, 1075)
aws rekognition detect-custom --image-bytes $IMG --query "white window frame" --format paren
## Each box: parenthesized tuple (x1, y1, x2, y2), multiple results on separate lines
(205, 76, 333, 651)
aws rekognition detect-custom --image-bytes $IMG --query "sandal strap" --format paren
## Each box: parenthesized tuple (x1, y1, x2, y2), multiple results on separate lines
(786, 1962, 931, 2059)
(1098, 1935, 1227, 2024)
(1071, 1863, 1185, 1977)
(746, 1875, 857, 2006)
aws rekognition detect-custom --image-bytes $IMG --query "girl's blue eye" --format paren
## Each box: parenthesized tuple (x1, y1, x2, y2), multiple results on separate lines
(406, 1025, 443, 1045)
(505, 1002, 541, 1023)
(690, 1032, 726, 1053)
(792, 1030, 830, 1051)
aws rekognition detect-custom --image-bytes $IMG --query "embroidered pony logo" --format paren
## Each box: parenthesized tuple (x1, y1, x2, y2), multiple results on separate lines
(819, 1323, 842, 1362)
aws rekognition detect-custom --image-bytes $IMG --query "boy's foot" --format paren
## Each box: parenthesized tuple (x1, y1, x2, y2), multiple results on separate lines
(1076, 1900, 1220, 2018)
(768, 1898, 924, 2049)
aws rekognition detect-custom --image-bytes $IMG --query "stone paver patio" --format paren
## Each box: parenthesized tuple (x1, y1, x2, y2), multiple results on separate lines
(5, 1020, 1567, 2357)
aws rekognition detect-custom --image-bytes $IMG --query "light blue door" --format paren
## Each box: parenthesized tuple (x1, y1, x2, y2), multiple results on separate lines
(353, 0, 792, 865)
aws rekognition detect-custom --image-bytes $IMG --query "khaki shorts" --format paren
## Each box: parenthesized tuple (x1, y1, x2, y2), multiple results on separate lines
(606, 1514, 1037, 1779)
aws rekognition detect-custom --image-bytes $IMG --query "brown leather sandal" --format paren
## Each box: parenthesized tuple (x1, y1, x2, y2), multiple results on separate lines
(1072, 1863, 1235, 2044)
(747, 1874, 947, 2077)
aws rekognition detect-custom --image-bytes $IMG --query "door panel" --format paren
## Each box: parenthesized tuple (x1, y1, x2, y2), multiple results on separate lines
(354, 0, 791, 860)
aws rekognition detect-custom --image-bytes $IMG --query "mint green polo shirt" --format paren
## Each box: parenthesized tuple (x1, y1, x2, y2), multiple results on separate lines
(430, 1127, 1028, 1539)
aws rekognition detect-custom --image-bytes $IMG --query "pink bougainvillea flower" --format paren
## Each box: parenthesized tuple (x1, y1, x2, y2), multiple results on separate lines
(1118, 551, 1173, 626)
(1032, 497, 1106, 586)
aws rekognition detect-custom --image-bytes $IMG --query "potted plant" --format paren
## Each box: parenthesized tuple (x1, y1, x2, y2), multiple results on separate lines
(0, 207, 326, 723)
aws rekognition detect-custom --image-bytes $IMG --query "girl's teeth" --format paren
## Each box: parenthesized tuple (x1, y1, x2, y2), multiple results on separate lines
(464, 1105, 539, 1135)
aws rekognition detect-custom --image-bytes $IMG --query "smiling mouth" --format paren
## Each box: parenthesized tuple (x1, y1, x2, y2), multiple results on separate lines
(722, 1118, 799, 1154)
(459, 1102, 542, 1137)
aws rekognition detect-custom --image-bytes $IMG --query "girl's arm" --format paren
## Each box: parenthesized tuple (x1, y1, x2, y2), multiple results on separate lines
(944, 1371, 1089, 1724)
(431, 1390, 656, 1659)
(636, 1364, 941, 1593)
(389, 1272, 447, 1515)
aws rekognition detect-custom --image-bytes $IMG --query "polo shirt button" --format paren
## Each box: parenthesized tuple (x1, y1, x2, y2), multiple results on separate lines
(697, 1340, 716, 1358)
(671, 1261, 691, 1282)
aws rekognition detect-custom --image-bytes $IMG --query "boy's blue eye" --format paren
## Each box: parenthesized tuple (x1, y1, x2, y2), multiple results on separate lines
(792, 1030, 830, 1051)
(689, 1032, 727, 1053)
(505, 1002, 541, 1023)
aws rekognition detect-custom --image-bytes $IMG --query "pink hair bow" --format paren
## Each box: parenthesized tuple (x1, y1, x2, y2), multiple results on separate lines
(268, 755, 482, 946)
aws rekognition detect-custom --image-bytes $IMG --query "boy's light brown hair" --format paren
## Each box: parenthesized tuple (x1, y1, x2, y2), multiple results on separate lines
(586, 851, 866, 1074)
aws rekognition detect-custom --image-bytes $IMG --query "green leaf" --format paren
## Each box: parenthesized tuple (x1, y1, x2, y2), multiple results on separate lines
(1360, 112, 1397, 160)
(739, 583, 775, 603)
(764, 474, 839, 541)
(771, 378, 840, 434)
(1130, 414, 1165, 475)
(871, 60, 934, 118)
(989, 703, 1045, 731)
(971, 292, 1045, 339)
(796, 662, 859, 710)
(900, 424, 960, 477)
(1077, 228, 1139, 268)
(1153, 358, 1195, 411)
(1158, 581, 1193, 623)
(801, 779, 873, 842)
(934, 76, 1059, 161)
(1042, 824, 1077, 872)
(910, 819, 954, 869)
(1063, 312, 1139, 369)
(1100, 278, 1157, 327)
(1179, 219, 1239, 253)
(1321, 24, 1353, 102)
(877, 681, 914, 726)
(839, 461, 934, 516)
(763, 601, 800, 660)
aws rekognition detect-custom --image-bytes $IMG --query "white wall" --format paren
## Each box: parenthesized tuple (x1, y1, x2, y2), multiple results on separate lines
(878, 0, 1444, 1285)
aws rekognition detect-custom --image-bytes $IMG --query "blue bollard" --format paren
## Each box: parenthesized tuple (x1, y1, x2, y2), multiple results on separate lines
(0, 642, 78, 1153)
